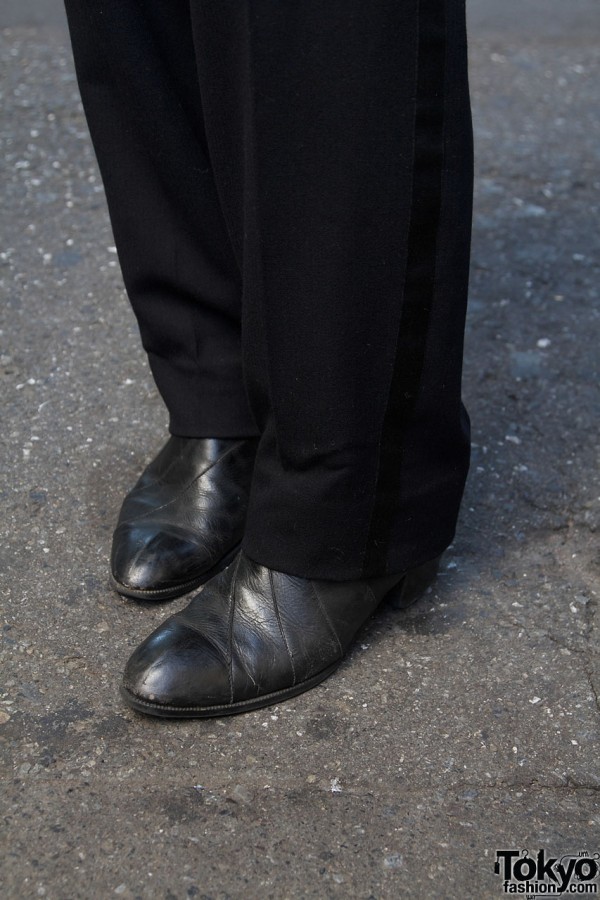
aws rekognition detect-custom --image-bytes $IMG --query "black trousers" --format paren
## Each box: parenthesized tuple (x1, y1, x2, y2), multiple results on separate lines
(64, 0, 474, 581)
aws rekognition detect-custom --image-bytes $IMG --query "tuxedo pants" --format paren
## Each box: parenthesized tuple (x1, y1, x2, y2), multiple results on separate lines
(64, 0, 474, 580)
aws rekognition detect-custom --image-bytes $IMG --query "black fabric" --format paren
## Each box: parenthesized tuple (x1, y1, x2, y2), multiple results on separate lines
(64, 0, 473, 580)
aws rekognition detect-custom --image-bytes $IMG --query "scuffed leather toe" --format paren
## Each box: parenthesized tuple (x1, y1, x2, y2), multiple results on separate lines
(122, 619, 232, 712)
(110, 522, 235, 599)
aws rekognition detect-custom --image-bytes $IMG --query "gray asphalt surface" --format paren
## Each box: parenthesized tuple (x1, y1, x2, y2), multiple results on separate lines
(1, 2, 599, 897)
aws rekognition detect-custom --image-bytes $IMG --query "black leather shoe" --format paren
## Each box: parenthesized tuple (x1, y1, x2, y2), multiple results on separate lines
(110, 438, 257, 600)
(120, 551, 439, 717)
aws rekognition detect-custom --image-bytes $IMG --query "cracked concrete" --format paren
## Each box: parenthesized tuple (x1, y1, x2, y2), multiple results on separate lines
(1, 0, 599, 897)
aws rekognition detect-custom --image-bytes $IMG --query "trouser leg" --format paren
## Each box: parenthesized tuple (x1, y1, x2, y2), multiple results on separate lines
(190, 0, 474, 579)
(63, 0, 258, 437)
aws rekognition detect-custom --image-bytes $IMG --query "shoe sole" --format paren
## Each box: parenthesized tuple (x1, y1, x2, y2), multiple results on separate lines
(120, 662, 341, 718)
(110, 542, 241, 601)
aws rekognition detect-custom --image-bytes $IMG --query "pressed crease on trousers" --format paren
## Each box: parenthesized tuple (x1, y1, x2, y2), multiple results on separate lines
(64, 0, 474, 581)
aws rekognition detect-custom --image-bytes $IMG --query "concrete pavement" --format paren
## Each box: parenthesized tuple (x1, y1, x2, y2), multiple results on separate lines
(1, 2, 599, 897)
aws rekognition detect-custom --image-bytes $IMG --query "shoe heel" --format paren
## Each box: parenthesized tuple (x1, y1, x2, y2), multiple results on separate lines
(387, 554, 441, 610)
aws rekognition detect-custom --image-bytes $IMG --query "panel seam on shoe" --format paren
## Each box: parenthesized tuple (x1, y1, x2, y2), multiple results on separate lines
(269, 569, 296, 686)
(135, 439, 189, 492)
(365, 584, 378, 608)
(120, 440, 247, 524)
(227, 553, 243, 705)
(311, 583, 343, 659)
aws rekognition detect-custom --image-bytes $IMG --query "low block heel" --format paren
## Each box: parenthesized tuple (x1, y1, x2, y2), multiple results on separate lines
(387, 554, 441, 610)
